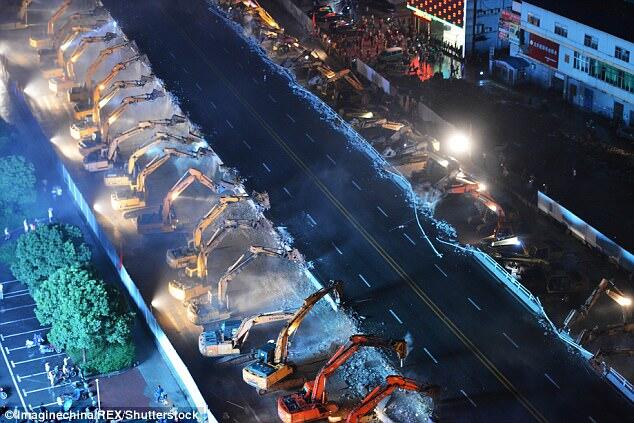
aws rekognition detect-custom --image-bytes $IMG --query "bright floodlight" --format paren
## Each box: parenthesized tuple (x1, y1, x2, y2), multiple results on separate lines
(93, 202, 103, 213)
(446, 132, 470, 154)
(477, 183, 487, 192)
(606, 290, 632, 307)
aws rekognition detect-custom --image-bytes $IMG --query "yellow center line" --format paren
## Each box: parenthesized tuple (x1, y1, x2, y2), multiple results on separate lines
(156, 4, 547, 422)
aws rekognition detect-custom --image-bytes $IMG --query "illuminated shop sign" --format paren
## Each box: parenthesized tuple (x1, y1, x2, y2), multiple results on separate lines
(407, 0, 465, 28)
(528, 32, 559, 68)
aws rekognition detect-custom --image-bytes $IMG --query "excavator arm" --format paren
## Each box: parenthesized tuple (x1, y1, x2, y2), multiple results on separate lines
(346, 376, 437, 423)
(65, 32, 117, 79)
(84, 41, 132, 87)
(102, 89, 164, 141)
(191, 196, 248, 249)
(310, 335, 407, 404)
(91, 53, 144, 105)
(48, 0, 72, 35)
(53, 8, 106, 47)
(94, 74, 154, 123)
(161, 168, 219, 223)
(564, 279, 610, 329)
(233, 310, 295, 349)
(273, 280, 342, 366)
(18, 0, 32, 23)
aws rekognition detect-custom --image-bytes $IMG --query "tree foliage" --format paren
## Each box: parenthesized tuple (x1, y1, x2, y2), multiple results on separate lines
(11, 224, 91, 291)
(75, 340, 136, 375)
(34, 265, 135, 357)
(0, 155, 36, 210)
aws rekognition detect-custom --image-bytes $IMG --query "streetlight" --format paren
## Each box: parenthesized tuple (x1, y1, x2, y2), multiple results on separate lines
(446, 132, 471, 155)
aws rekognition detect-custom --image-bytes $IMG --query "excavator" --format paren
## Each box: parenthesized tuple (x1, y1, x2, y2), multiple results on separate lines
(580, 322, 634, 344)
(166, 199, 252, 269)
(49, 31, 118, 95)
(50, 7, 108, 50)
(110, 147, 208, 210)
(73, 74, 154, 122)
(136, 168, 234, 234)
(310, 65, 365, 105)
(48, 0, 72, 36)
(103, 129, 201, 183)
(67, 40, 133, 104)
(277, 335, 408, 422)
(184, 245, 302, 324)
(564, 279, 630, 331)
(0, 0, 32, 30)
(71, 87, 163, 141)
(344, 376, 438, 423)
(199, 310, 294, 357)
(243, 281, 343, 393)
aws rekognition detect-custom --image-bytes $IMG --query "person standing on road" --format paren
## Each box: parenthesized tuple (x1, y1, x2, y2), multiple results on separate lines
(47, 369, 55, 387)
(23, 219, 28, 233)
(0, 283, 3, 300)
(48, 207, 54, 223)
(4, 227, 9, 240)
(45, 362, 50, 374)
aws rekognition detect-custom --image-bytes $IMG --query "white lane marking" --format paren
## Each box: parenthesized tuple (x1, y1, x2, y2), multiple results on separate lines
(6, 288, 28, 295)
(588, 416, 598, 423)
(195, 82, 202, 91)
(226, 119, 234, 129)
(3, 327, 50, 338)
(423, 347, 439, 364)
(351, 180, 362, 191)
(209, 33, 215, 40)
(502, 332, 519, 349)
(24, 381, 73, 395)
(252, 77, 259, 84)
(8, 345, 29, 352)
(376, 206, 388, 217)
(331, 242, 343, 255)
(544, 373, 560, 389)
(31, 401, 57, 410)
(388, 309, 403, 324)
(434, 264, 447, 277)
(306, 214, 317, 226)
(282, 187, 292, 197)
(0, 316, 37, 326)
(242, 140, 252, 150)
(305, 133, 314, 143)
(0, 337, 27, 411)
(460, 389, 477, 408)
(262, 162, 271, 173)
(19, 371, 46, 380)
(0, 303, 35, 312)
(169, 51, 175, 59)
(210, 101, 217, 110)
(12, 352, 64, 366)
(4, 292, 30, 299)
(182, 66, 189, 74)
(222, 46, 229, 53)
(225, 400, 245, 410)
(325, 154, 336, 165)
(403, 233, 416, 246)
(237, 63, 244, 70)
(286, 113, 295, 123)
(467, 297, 481, 311)
(268, 94, 277, 103)
(358, 274, 371, 288)
(0, 279, 18, 284)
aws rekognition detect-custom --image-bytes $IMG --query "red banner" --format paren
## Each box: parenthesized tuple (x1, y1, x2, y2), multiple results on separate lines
(527, 33, 559, 68)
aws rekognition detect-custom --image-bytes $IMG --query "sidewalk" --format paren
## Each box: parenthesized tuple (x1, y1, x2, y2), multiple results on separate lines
(0, 57, 189, 411)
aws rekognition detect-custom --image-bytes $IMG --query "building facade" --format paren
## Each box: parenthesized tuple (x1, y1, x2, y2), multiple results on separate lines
(510, 1, 634, 125)
(407, 0, 512, 57)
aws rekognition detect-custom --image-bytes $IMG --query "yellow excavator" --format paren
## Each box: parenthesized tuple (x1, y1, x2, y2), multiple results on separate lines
(199, 310, 295, 357)
(242, 281, 343, 393)
(0, 0, 32, 30)
(110, 147, 208, 210)
(50, 31, 118, 95)
(50, 7, 107, 49)
(179, 244, 301, 323)
(166, 199, 253, 269)
(48, 0, 72, 35)
(136, 168, 234, 234)
(564, 279, 631, 331)
(67, 40, 133, 104)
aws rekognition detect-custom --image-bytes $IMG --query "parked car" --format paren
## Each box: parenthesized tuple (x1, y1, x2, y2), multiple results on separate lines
(377, 47, 404, 63)
(308, 6, 338, 23)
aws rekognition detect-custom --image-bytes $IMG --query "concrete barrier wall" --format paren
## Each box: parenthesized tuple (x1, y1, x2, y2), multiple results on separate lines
(5, 75, 216, 422)
(354, 59, 391, 95)
(537, 191, 634, 273)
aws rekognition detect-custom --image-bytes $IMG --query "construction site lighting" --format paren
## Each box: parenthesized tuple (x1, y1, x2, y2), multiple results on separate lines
(93, 202, 103, 214)
(606, 290, 632, 307)
(477, 183, 487, 192)
(446, 132, 470, 154)
(491, 236, 521, 247)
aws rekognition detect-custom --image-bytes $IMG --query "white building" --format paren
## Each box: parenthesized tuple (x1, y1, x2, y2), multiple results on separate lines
(510, 0, 634, 125)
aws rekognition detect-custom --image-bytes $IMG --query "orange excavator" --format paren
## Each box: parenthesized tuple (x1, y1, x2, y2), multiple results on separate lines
(166, 199, 253, 269)
(62, 31, 118, 79)
(50, 7, 107, 49)
(564, 279, 631, 331)
(243, 281, 343, 393)
(47, 0, 72, 35)
(136, 168, 232, 234)
(345, 376, 438, 423)
(83, 42, 136, 90)
(277, 335, 408, 422)
(100, 89, 165, 141)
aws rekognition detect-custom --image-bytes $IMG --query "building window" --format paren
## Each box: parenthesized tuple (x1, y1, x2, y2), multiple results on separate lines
(573, 51, 634, 93)
(527, 13, 540, 27)
(615, 46, 630, 63)
(584, 34, 598, 49)
(554, 23, 567, 38)
(564, 54, 570, 64)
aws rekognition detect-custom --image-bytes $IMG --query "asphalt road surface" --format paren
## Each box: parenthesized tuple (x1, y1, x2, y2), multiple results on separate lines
(100, 0, 633, 421)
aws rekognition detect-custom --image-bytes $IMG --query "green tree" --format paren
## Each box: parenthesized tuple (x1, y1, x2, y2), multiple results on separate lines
(0, 155, 37, 227)
(34, 265, 135, 366)
(11, 224, 91, 291)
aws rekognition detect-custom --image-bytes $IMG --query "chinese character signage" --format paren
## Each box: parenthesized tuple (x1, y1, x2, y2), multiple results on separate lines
(528, 33, 559, 68)
(407, 0, 464, 28)
(499, 10, 520, 44)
